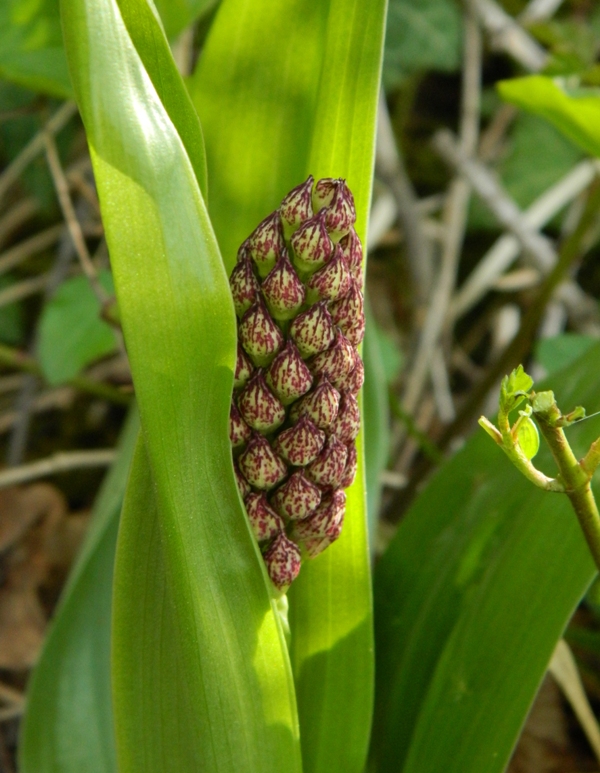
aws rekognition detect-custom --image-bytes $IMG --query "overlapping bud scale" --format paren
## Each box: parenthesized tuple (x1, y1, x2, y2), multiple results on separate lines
(229, 176, 365, 591)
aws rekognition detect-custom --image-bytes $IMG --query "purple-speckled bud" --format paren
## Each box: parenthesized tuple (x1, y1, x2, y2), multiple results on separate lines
(230, 402, 252, 448)
(264, 533, 302, 591)
(339, 443, 357, 489)
(261, 251, 305, 321)
(289, 300, 336, 358)
(329, 280, 364, 334)
(306, 245, 352, 303)
(271, 470, 322, 520)
(290, 210, 333, 273)
(274, 415, 326, 467)
(246, 211, 285, 277)
(280, 176, 314, 237)
(312, 178, 337, 211)
(239, 432, 287, 490)
(289, 376, 340, 429)
(266, 340, 313, 405)
(339, 229, 363, 288)
(307, 435, 348, 489)
(234, 344, 254, 390)
(229, 255, 259, 317)
(234, 461, 251, 498)
(308, 330, 355, 386)
(323, 180, 356, 242)
(345, 354, 365, 394)
(343, 311, 366, 346)
(294, 489, 346, 545)
(330, 392, 360, 443)
(244, 492, 285, 542)
(239, 297, 284, 366)
(237, 370, 286, 433)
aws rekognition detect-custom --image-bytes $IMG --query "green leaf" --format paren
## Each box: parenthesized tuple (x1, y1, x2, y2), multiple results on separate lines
(383, 0, 461, 89)
(153, 0, 218, 40)
(0, 0, 71, 97)
(371, 344, 600, 773)
(19, 407, 139, 773)
(61, 0, 301, 771)
(498, 75, 600, 159)
(192, 1, 386, 770)
(536, 333, 597, 376)
(517, 417, 539, 460)
(38, 270, 118, 385)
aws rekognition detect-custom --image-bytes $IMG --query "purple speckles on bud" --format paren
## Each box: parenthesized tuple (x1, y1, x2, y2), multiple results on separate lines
(330, 392, 360, 443)
(239, 432, 287, 490)
(280, 176, 314, 237)
(266, 340, 313, 405)
(237, 370, 286, 433)
(274, 415, 326, 467)
(261, 251, 305, 321)
(329, 280, 364, 334)
(244, 492, 285, 542)
(312, 178, 338, 211)
(339, 228, 363, 287)
(307, 435, 348, 489)
(343, 311, 366, 347)
(230, 402, 252, 448)
(289, 376, 340, 429)
(246, 211, 285, 277)
(271, 470, 322, 520)
(323, 180, 356, 242)
(339, 443, 357, 489)
(309, 330, 355, 386)
(234, 461, 251, 498)
(229, 255, 260, 317)
(306, 245, 352, 303)
(345, 354, 365, 394)
(234, 344, 254, 390)
(289, 300, 336, 358)
(294, 489, 346, 554)
(290, 210, 333, 272)
(264, 533, 302, 591)
(238, 298, 284, 366)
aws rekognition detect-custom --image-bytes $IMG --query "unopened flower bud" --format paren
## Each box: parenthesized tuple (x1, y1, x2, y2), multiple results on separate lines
(234, 343, 254, 390)
(289, 300, 336, 358)
(330, 392, 360, 443)
(339, 443, 357, 489)
(274, 415, 326, 467)
(266, 340, 313, 405)
(345, 354, 365, 394)
(302, 520, 343, 558)
(244, 492, 285, 542)
(308, 330, 355, 386)
(290, 210, 333, 273)
(234, 461, 251, 498)
(271, 470, 322, 520)
(229, 255, 260, 317)
(280, 176, 314, 237)
(306, 245, 352, 303)
(239, 297, 284, 366)
(294, 489, 345, 544)
(239, 432, 287, 490)
(263, 533, 302, 591)
(261, 251, 305, 321)
(246, 211, 285, 277)
(323, 180, 356, 242)
(312, 178, 337, 211)
(329, 279, 364, 332)
(343, 311, 365, 346)
(238, 370, 286, 433)
(339, 228, 363, 287)
(289, 376, 340, 429)
(307, 435, 348, 488)
(230, 402, 252, 447)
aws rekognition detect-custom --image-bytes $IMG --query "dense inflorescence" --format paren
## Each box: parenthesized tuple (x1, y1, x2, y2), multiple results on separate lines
(229, 176, 365, 592)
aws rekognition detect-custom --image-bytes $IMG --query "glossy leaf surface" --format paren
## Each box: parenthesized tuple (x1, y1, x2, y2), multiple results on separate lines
(192, 1, 386, 769)
(372, 344, 600, 773)
(61, 0, 301, 771)
(19, 408, 139, 773)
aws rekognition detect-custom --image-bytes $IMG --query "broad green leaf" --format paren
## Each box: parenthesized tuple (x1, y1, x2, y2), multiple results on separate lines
(0, 0, 71, 97)
(536, 333, 597, 376)
(517, 417, 539, 460)
(498, 75, 600, 158)
(153, 0, 218, 40)
(38, 270, 118, 385)
(19, 407, 139, 773)
(383, 0, 461, 89)
(371, 344, 600, 773)
(192, 1, 386, 770)
(61, 0, 301, 771)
